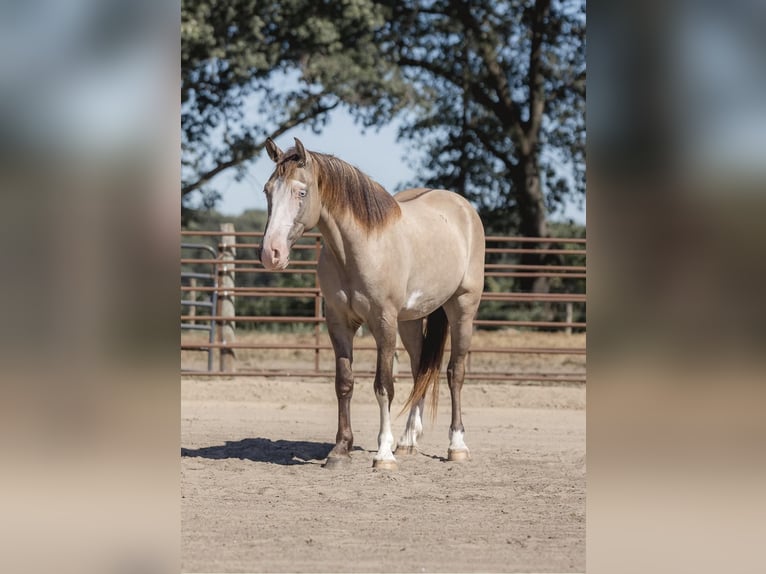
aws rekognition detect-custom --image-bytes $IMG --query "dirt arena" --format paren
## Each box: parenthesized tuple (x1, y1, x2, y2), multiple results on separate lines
(181, 370, 585, 572)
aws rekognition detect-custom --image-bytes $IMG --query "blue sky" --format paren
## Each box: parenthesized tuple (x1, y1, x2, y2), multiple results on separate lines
(215, 108, 586, 225)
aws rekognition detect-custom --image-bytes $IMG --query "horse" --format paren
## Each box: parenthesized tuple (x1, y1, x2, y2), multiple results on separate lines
(260, 138, 485, 470)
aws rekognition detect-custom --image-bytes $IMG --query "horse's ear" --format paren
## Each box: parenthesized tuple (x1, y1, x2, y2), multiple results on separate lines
(265, 138, 282, 163)
(294, 138, 308, 167)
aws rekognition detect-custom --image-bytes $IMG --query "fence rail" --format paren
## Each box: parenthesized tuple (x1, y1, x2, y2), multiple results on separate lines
(180, 229, 586, 383)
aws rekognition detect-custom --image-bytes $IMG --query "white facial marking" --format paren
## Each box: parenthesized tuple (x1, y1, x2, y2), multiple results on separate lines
(374, 391, 396, 462)
(291, 179, 307, 192)
(262, 177, 308, 269)
(405, 290, 423, 310)
(268, 177, 300, 229)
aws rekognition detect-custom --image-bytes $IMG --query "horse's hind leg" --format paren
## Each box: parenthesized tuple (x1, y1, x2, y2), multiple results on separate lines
(395, 318, 425, 455)
(444, 293, 481, 461)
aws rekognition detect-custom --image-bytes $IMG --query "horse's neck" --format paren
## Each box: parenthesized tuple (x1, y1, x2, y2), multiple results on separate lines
(317, 208, 365, 270)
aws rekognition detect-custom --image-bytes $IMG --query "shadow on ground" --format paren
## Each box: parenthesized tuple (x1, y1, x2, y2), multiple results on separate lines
(182, 438, 363, 465)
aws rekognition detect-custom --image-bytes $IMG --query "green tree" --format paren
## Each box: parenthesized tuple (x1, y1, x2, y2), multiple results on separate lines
(383, 0, 585, 291)
(181, 0, 410, 218)
(182, 1, 586, 294)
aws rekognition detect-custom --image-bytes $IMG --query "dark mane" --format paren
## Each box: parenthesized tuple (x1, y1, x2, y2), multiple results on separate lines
(281, 148, 401, 231)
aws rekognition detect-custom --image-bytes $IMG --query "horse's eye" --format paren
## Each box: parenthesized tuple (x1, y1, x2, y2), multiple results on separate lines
(298, 189, 307, 198)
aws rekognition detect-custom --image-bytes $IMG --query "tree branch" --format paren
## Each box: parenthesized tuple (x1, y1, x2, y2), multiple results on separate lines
(397, 56, 462, 90)
(525, 0, 552, 143)
(398, 54, 517, 140)
(472, 126, 518, 174)
(181, 98, 339, 197)
(452, 0, 527, 147)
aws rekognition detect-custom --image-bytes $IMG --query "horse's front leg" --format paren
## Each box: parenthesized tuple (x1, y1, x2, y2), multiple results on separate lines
(324, 312, 356, 469)
(369, 314, 398, 470)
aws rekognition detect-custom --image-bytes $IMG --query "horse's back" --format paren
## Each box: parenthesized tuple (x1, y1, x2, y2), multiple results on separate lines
(394, 187, 436, 203)
(394, 187, 485, 295)
(395, 187, 484, 249)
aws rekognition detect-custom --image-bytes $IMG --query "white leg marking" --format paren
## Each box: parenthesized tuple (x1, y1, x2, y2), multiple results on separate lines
(397, 398, 424, 449)
(374, 391, 396, 462)
(449, 429, 468, 452)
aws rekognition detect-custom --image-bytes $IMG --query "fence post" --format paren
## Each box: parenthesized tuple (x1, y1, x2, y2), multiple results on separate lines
(188, 277, 197, 325)
(218, 223, 236, 371)
(314, 236, 322, 372)
(565, 302, 573, 335)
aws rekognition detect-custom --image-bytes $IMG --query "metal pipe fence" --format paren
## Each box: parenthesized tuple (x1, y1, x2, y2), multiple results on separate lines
(180, 229, 586, 383)
(180, 243, 218, 371)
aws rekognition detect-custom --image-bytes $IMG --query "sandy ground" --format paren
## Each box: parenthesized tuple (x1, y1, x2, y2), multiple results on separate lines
(181, 377, 585, 573)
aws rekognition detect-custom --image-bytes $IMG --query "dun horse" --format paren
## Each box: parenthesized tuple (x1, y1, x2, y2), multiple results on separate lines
(260, 138, 485, 470)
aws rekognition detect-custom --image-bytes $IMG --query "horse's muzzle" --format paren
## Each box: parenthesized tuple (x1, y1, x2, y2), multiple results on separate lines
(260, 246, 289, 270)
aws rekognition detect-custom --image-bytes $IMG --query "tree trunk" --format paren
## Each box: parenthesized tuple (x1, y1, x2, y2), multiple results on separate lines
(515, 153, 550, 294)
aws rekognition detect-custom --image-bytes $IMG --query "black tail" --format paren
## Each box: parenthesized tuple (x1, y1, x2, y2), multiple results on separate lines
(400, 307, 449, 421)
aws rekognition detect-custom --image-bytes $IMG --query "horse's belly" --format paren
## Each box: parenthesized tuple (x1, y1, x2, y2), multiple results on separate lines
(397, 288, 445, 321)
(398, 308, 427, 321)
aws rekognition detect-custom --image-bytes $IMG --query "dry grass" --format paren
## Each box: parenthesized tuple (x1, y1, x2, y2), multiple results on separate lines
(182, 328, 585, 383)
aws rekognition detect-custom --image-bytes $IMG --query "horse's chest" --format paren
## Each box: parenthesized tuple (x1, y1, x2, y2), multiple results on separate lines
(328, 288, 371, 318)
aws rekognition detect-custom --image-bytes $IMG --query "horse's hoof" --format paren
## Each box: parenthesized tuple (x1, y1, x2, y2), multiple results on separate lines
(394, 445, 418, 456)
(447, 449, 471, 462)
(323, 455, 351, 469)
(372, 458, 399, 471)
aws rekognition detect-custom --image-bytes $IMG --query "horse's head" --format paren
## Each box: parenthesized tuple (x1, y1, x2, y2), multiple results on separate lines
(260, 138, 321, 270)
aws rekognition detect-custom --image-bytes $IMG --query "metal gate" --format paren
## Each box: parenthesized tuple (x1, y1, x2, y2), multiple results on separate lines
(180, 243, 218, 371)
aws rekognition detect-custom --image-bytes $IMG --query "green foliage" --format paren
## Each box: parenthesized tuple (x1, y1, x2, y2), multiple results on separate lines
(181, 0, 411, 215)
(182, 1, 585, 236)
(382, 0, 586, 238)
(182, 0, 586, 297)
